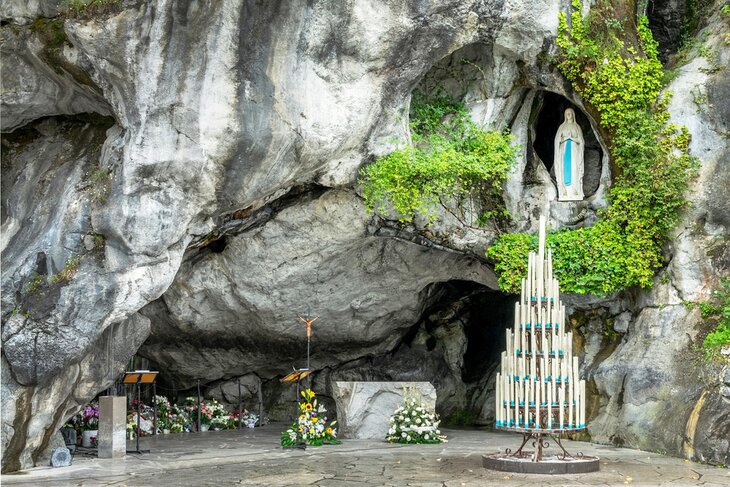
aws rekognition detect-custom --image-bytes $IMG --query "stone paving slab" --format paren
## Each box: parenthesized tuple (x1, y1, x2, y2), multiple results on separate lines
(2, 426, 727, 486)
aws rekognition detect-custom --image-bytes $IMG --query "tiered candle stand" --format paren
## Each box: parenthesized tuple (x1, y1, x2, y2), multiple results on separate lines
(482, 216, 599, 474)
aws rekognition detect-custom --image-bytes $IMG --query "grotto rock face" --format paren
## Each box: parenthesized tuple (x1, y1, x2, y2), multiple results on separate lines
(138, 189, 496, 387)
(1, 0, 728, 472)
(1, 0, 561, 470)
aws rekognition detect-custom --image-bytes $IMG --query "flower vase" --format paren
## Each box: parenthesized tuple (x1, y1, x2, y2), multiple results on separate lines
(200, 423, 210, 432)
(82, 429, 98, 448)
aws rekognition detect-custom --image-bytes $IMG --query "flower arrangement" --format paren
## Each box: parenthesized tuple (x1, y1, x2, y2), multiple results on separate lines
(385, 389, 444, 444)
(241, 410, 259, 429)
(64, 401, 100, 436)
(281, 389, 340, 447)
(154, 395, 174, 431)
(127, 421, 137, 439)
(171, 404, 193, 432)
(82, 402, 100, 431)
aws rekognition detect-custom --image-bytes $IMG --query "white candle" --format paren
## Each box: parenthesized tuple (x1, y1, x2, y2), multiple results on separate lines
(530, 346, 537, 379)
(567, 330, 572, 361)
(548, 249, 553, 286)
(547, 382, 552, 429)
(552, 358, 558, 402)
(575, 378, 581, 429)
(580, 380, 586, 427)
(538, 215, 546, 257)
(496, 373, 501, 424)
(505, 378, 511, 426)
(559, 386, 565, 430)
(572, 357, 579, 428)
(535, 380, 542, 428)
(527, 253, 533, 300)
(521, 278, 525, 305)
(522, 381, 532, 428)
(568, 377, 574, 429)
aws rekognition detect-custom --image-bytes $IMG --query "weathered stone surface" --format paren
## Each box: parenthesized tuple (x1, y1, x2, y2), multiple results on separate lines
(332, 381, 436, 439)
(0, 26, 111, 131)
(587, 305, 704, 452)
(36, 431, 65, 466)
(49, 447, 71, 468)
(98, 396, 125, 459)
(0, 1, 62, 23)
(205, 374, 262, 406)
(139, 189, 496, 387)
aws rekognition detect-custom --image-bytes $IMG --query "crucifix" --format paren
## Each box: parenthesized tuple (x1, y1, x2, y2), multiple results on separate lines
(298, 309, 319, 371)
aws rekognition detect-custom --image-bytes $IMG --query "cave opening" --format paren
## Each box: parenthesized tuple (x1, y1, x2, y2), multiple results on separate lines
(417, 280, 515, 384)
(411, 280, 517, 421)
(531, 91, 603, 198)
(460, 288, 517, 383)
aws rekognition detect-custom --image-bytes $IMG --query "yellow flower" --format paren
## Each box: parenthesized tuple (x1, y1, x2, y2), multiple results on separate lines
(326, 427, 333, 435)
(312, 417, 318, 423)
(305, 403, 313, 411)
(298, 426, 303, 432)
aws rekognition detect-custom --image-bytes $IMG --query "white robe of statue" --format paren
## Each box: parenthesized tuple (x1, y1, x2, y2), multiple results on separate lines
(554, 108, 584, 201)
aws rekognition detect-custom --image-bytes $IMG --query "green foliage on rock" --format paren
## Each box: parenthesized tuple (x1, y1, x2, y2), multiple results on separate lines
(487, 0, 698, 295)
(701, 280, 730, 358)
(359, 93, 517, 226)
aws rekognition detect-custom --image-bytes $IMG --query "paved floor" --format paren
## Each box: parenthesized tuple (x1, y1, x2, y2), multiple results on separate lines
(2, 426, 728, 486)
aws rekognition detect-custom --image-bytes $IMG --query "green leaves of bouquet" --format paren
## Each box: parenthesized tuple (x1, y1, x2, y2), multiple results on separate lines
(281, 389, 341, 447)
(386, 398, 444, 444)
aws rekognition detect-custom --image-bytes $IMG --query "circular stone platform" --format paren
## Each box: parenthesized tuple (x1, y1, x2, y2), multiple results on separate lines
(482, 452, 600, 474)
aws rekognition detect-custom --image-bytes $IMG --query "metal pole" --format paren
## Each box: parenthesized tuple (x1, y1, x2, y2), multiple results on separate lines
(257, 379, 263, 428)
(238, 378, 242, 429)
(197, 379, 202, 433)
(153, 382, 157, 436)
(136, 382, 141, 452)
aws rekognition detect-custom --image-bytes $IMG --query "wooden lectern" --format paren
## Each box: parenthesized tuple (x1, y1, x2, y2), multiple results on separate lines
(124, 370, 158, 454)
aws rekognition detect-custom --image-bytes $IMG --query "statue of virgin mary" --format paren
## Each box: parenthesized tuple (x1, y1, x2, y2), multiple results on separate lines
(554, 108, 584, 201)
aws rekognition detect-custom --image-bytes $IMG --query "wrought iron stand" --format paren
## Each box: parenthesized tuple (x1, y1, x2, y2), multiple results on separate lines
(483, 428, 599, 474)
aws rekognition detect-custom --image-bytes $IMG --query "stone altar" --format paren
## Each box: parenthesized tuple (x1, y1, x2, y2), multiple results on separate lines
(332, 382, 436, 439)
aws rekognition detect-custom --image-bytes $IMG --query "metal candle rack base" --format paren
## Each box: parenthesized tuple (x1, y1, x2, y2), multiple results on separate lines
(483, 430, 599, 474)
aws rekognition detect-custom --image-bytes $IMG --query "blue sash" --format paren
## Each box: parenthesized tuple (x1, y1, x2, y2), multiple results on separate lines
(563, 139, 572, 186)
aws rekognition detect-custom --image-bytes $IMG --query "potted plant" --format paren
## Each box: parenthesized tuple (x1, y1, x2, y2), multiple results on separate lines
(81, 402, 100, 447)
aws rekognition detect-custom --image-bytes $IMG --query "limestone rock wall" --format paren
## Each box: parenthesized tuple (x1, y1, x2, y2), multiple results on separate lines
(1, 0, 728, 471)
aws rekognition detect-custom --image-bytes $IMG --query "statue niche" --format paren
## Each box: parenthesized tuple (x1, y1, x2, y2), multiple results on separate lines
(554, 108, 584, 201)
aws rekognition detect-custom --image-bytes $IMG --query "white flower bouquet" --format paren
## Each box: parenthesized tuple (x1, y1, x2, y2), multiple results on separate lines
(385, 390, 445, 444)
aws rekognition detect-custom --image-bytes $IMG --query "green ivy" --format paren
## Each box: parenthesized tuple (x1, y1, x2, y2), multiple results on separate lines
(359, 92, 517, 226)
(488, 0, 698, 295)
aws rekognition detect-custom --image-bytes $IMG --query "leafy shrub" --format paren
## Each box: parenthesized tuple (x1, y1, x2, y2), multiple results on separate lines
(701, 280, 730, 357)
(359, 93, 517, 227)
